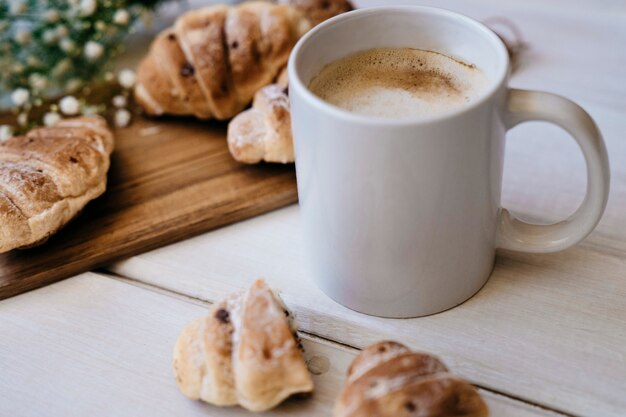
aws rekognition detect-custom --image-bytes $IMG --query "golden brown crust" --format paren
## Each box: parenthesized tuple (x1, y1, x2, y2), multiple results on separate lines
(235, 279, 313, 411)
(347, 341, 413, 382)
(172, 279, 313, 412)
(0, 116, 114, 253)
(335, 342, 488, 417)
(135, 53, 181, 116)
(174, 5, 239, 119)
(155, 29, 212, 118)
(278, 0, 354, 26)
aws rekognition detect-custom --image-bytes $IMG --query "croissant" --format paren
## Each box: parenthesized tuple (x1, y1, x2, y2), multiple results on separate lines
(335, 341, 489, 417)
(134, 0, 352, 120)
(277, 0, 355, 26)
(0, 116, 114, 253)
(227, 67, 294, 163)
(173, 278, 313, 412)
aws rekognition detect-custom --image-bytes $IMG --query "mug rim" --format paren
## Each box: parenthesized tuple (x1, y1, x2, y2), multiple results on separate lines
(288, 5, 511, 127)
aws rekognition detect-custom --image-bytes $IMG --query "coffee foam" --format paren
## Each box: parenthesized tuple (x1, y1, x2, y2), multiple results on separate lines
(308, 48, 490, 120)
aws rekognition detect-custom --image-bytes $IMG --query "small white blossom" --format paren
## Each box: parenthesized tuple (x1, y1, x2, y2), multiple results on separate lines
(43, 112, 61, 127)
(84, 41, 104, 60)
(42, 29, 58, 44)
(113, 9, 130, 25)
(112, 95, 127, 108)
(55, 25, 69, 38)
(44, 10, 60, 23)
(11, 88, 29, 107)
(59, 96, 80, 115)
(59, 38, 75, 53)
(11, 63, 25, 74)
(114, 109, 131, 128)
(17, 113, 28, 127)
(0, 125, 13, 142)
(117, 69, 136, 89)
(95, 21, 106, 31)
(14, 28, 31, 45)
(79, 0, 97, 16)
(28, 73, 47, 91)
(26, 55, 40, 67)
(9, 0, 27, 14)
(104, 72, 114, 82)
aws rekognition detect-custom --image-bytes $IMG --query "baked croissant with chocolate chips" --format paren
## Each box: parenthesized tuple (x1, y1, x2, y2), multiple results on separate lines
(335, 341, 489, 417)
(134, 0, 352, 121)
(173, 279, 313, 412)
(0, 116, 114, 253)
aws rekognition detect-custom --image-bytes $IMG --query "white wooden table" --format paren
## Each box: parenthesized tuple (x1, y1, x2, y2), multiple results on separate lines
(2, 1, 625, 416)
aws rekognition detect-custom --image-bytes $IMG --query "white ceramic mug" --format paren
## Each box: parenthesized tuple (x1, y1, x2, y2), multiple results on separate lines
(288, 6, 610, 318)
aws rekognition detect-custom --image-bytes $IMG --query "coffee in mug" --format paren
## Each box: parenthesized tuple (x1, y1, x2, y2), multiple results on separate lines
(308, 48, 489, 119)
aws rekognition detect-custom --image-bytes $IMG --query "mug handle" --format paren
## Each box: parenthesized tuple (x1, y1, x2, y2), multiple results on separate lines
(497, 89, 610, 253)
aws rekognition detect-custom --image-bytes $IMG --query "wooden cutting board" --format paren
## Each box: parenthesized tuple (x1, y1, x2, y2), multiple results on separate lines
(0, 116, 298, 300)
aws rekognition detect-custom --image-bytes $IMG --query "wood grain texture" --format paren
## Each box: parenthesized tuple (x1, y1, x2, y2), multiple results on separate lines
(109, 205, 626, 417)
(0, 116, 297, 300)
(0, 273, 566, 417)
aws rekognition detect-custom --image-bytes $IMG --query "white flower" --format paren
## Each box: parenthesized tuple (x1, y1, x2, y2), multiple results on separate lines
(59, 38, 75, 53)
(112, 95, 127, 108)
(114, 109, 131, 128)
(117, 69, 136, 89)
(84, 41, 104, 60)
(43, 112, 61, 127)
(14, 28, 31, 45)
(79, 0, 97, 16)
(11, 88, 29, 107)
(11, 63, 24, 74)
(113, 9, 130, 25)
(55, 25, 69, 38)
(26, 55, 40, 67)
(95, 20, 106, 31)
(44, 10, 60, 23)
(28, 73, 47, 91)
(59, 96, 80, 115)
(17, 113, 28, 127)
(0, 125, 13, 142)
(9, 0, 27, 14)
(42, 29, 57, 44)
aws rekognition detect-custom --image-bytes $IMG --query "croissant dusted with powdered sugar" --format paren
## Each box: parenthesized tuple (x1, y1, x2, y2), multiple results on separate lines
(227, 67, 294, 163)
(173, 279, 313, 412)
(134, 0, 352, 120)
(0, 116, 114, 253)
(335, 341, 489, 417)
